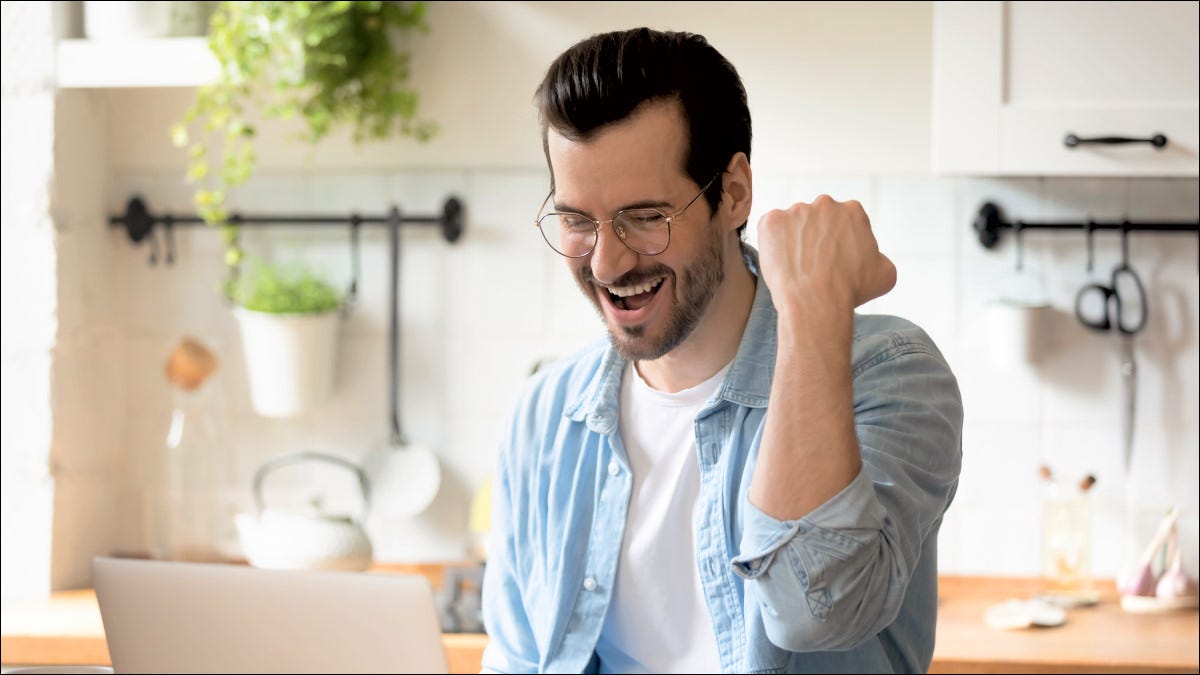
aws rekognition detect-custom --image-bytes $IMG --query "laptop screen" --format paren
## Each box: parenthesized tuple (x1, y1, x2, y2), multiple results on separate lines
(93, 557, 448, 674)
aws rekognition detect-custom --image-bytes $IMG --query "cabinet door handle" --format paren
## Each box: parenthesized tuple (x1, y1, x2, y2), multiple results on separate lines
(1064, 133, 1168, 149)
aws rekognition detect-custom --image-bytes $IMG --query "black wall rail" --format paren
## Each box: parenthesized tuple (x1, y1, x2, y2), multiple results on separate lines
(110, 194, 465, 265)
(110, 194, 466, 434)
(973, 201, 1199, 250)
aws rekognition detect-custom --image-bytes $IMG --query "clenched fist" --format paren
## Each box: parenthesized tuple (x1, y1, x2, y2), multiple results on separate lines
(756, 195, 897, 315)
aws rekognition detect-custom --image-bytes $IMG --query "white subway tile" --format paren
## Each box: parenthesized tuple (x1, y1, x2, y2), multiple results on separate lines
(873, 175, 955, 260)
(956, 420, 1043, 509)
(1041, 178, 1129, 221)
(387, 170, 470, 216)
(309, 174, 391, 213)
(49, 471, 122, 589)
(950, 502, 1041, 577)
(1127, 178, 1200, 220)
(49, 333, 126, 473)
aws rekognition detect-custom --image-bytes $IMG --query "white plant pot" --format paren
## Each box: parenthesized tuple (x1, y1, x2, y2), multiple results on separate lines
(234, 308, 342, 418)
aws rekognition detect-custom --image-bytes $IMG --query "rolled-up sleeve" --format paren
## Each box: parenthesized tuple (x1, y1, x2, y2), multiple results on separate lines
(731, 341, 963, 652)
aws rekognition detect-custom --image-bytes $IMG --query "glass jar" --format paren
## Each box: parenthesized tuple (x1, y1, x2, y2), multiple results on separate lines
(1041, 483, 1094, 598)
(152, 338, 237, 562)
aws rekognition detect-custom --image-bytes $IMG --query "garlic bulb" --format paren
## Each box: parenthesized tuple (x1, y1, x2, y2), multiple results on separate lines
(1118, 506, 1179, 598)
(1118, 560, 1159, 597)
(1155, 528, 1199, 601)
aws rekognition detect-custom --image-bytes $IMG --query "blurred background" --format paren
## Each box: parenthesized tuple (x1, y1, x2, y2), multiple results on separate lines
(1, 0, 1197, 607)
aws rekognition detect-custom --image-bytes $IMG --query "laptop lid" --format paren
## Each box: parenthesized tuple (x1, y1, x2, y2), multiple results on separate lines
(93, 557, 448, 674)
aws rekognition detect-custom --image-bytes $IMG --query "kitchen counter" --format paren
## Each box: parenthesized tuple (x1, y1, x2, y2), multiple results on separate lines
(3, 572, 1196, 673)
(0, 562, 487, 674)
(930, 576, 1197, 674)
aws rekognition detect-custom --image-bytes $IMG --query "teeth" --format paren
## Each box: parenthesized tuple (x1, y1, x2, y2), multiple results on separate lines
(608, 276, 664, 298)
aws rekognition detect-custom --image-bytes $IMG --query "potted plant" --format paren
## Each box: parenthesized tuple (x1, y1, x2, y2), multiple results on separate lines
(228, 260, 343, 417)
(171, 1, 436, 416)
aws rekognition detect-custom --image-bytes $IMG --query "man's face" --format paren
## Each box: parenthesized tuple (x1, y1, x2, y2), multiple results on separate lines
(545, 101, 726, 362)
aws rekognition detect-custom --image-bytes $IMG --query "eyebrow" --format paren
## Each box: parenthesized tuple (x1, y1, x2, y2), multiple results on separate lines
(552, 197, 675, 218)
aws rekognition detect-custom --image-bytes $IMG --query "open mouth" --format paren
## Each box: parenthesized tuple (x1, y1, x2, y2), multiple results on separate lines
(604, 275, 666, 313)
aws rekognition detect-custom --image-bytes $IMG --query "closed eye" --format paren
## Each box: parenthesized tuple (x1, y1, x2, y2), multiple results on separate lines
(619, 210, 668, 228)
(555, 214, 596, 231)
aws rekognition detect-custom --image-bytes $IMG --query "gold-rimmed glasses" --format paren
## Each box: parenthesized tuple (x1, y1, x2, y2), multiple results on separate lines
(535, 174, 719, 258)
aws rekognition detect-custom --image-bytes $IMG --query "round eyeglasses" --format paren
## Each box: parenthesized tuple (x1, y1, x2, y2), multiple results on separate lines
(535, 174, 719, 258)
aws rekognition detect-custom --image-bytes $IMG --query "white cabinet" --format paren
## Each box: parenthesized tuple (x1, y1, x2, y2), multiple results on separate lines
(932, 1, 1199, 176)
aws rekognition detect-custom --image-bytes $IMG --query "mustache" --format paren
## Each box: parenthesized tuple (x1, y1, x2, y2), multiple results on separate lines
(579, 265, 673, 290)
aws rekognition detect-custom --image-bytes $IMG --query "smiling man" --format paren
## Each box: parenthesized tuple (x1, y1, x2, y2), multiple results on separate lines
(481, 28, 963, 674)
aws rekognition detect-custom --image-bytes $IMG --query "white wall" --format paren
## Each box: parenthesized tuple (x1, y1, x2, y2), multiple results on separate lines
(33, 1, 1200, 588)
(1, 1, 58, 601)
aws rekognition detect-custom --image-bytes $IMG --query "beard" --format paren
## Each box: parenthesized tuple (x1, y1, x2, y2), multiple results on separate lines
(573, 225, 726, 362)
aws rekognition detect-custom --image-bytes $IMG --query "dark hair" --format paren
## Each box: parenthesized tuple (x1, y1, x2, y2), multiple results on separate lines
(534, 28, 752, 235)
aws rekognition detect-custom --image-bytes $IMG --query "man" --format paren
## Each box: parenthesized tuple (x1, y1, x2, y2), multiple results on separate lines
(481, 28, 962, 674)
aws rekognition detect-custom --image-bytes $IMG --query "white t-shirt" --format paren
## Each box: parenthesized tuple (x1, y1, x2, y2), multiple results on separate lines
(594, 361, 730, 674)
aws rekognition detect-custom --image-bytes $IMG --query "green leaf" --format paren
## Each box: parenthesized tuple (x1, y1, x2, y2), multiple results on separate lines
(170, 123, 190, 147)
(229, 259, 342, 314)
(176, 1, 437, 284)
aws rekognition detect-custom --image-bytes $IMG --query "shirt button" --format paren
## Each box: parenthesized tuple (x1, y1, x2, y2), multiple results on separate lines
(608, 461, 620, 476)
(583, 577, 598, 591)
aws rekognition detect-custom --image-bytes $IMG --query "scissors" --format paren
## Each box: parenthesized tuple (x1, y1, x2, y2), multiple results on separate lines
(1073, 227, 1148, 473)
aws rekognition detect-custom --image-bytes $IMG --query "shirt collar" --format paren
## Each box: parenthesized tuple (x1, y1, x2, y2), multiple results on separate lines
(566, 244, 777, 433)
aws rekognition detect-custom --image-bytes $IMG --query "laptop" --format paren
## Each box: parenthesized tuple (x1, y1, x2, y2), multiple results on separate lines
(93, 557, 449, 674)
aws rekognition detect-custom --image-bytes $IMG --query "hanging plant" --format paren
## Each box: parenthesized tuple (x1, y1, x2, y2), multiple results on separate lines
(171, 0, 436, 304)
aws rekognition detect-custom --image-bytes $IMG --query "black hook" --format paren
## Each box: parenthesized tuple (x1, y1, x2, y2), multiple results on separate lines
(345, 214, 362, 312)
(162, 215, 176, 266)
(1014, 220, 1025, 272)
(147, 229, 160, 266)
(1085, 218, 1095, 273)
(1120, 219, 1131, 267)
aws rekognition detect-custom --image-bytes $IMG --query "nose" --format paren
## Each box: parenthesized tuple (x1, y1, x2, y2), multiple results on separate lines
(589, 221, 638, 285)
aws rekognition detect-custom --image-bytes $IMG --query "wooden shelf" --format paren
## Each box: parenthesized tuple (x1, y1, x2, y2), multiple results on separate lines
(56, 38, 217, 88)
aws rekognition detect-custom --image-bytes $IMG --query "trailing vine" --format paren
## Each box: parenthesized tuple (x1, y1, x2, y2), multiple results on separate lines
(172, 1, 435, 306)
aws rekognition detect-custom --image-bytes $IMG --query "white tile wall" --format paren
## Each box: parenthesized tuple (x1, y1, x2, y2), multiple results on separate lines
(947, 176, 1199, 579)
(78, 168, 1197, 582)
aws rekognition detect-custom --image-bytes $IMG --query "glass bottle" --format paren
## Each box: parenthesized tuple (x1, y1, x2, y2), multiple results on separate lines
(153, 337, 236, 562)
(1040, 469, 1095, 601)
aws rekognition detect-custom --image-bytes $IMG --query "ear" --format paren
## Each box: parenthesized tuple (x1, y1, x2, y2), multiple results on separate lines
(718, 152, 752, 234)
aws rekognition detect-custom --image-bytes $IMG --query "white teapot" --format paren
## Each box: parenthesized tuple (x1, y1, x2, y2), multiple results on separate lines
(236, 451, 373, 572)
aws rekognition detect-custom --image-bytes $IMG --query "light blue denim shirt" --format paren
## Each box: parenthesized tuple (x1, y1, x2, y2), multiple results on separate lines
(482, 250, 963, 674)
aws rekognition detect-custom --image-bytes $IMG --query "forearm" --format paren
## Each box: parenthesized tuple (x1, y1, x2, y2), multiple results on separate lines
(749, 295, 861, 520)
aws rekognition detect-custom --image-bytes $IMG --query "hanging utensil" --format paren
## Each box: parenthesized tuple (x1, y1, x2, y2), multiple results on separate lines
(362, 207, 442, 518)
(1074, 224, 1148, 473)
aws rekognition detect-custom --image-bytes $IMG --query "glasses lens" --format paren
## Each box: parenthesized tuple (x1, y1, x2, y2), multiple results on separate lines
(614, 210, 670, 255)
(538, 213, 597, 257)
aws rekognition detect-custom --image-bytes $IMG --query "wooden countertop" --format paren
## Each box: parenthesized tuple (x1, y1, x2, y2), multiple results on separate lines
(0, 562, 486, 674)
(930, 577, 1197, 674)
(3, 572, 1196, 673)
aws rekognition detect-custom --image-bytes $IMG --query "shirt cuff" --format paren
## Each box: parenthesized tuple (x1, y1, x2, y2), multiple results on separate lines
(730, 468, 880, 580)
